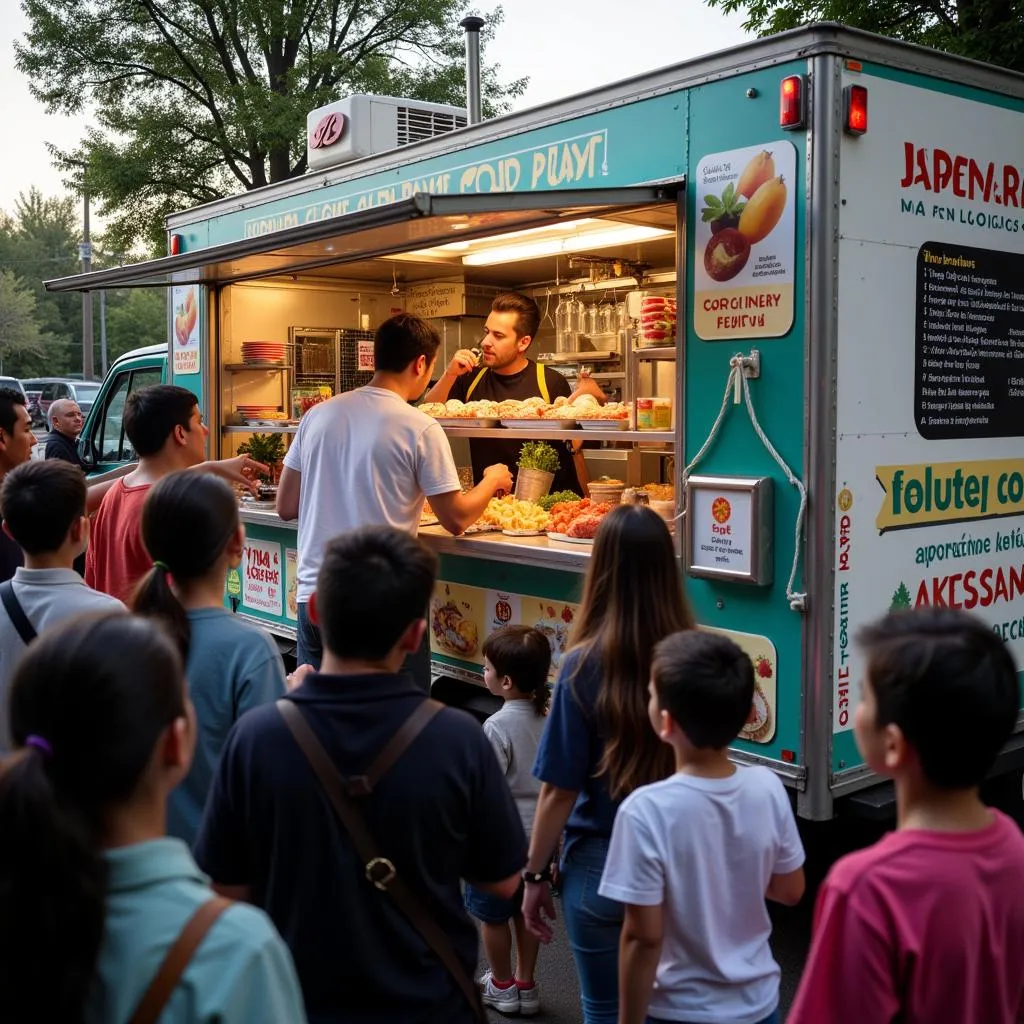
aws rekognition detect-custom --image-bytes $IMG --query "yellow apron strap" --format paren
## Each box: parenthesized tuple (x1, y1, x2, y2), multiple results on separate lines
(536, 362, 550, 404)
(465, 367, 488, 400)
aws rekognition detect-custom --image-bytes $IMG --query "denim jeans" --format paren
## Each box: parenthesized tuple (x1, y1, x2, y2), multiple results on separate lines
(648, 1012, 778, 1024)
(559, 837, 623, 1024)
(296, 602, 431, 692)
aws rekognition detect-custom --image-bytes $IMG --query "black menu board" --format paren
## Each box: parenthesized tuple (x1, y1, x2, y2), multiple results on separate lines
(915, 241, 1024, 440)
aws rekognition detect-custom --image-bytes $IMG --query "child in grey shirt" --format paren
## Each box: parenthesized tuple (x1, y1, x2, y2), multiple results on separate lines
(468, 624, 550, 1017)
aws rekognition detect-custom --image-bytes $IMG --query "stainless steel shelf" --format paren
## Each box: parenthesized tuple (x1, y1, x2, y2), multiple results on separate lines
(632, 347, 678, 360)
(439, 426, 673, 443)
(223, 425, 298, 434)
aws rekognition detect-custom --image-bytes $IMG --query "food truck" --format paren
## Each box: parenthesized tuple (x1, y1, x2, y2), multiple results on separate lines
(48, 23, 1024, 820)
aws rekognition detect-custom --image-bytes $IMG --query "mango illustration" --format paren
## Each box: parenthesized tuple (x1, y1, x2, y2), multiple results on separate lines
(738, 175, 787, 244)
(736, 150, 775, 199)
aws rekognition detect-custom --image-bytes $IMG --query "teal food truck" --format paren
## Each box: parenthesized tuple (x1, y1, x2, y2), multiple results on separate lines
(49, 24, 1024, 819)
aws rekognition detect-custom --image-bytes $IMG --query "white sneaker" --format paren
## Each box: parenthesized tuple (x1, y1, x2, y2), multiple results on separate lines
(479, 971, 520, 1015)
(517, 982, 540, 1016)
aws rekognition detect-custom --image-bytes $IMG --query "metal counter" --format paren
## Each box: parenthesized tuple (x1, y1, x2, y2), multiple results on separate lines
(238, 503, 590, 572)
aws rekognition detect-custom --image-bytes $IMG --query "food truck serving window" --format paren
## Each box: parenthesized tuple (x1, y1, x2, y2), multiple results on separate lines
(43, 186, 682, 293)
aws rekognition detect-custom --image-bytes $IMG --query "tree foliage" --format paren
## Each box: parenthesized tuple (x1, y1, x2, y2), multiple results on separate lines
(0, 189, 166, 378)
(706, 0, 1024, 73)
(17, 1, 526, 254)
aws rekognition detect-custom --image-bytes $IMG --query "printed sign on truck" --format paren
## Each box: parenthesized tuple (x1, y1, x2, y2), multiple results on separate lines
(694, 142, 797, 340)
(832, 72, 1024, 741)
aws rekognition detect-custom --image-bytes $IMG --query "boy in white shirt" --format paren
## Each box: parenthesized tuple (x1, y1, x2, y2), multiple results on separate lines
(599, 630, 806, 1024)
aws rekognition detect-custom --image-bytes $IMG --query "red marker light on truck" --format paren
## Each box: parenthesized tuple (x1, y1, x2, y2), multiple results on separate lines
(844, 85, 868, 135)
(779, 75, 806, 130)
(169, 234, 182, 255)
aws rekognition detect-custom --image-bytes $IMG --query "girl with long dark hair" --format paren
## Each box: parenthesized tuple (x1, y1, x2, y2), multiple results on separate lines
(131, 471, 291, 843)
(522, 505, 696, 1024)
(0, 612, 306, 1023)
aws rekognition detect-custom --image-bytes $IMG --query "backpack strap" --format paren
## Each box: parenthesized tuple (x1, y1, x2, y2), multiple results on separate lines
(128, 897, 233, 1024)
(276, 698, 486, 1023)
(0, 581, 36, 647)
(464, 367, 488, 400)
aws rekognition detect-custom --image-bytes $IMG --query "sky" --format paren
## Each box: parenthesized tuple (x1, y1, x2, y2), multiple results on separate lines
(0, 1, 749, 225)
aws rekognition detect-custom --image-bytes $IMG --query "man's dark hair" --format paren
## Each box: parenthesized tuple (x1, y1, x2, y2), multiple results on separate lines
(483, 625, 552, 715)
(123, 385, 198, 457)
(373, 314, 441, 374)
(858, 608, 1019, 790)
(0, 388, 27, 437)
(316, 526, 438, 660)
(492, 292, 541, 342)
(652, 630, 754, 749)
(0, 461, 86, 555)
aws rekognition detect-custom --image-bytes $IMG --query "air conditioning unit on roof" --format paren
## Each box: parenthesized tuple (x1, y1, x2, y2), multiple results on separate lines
(306, 95, 468, 173)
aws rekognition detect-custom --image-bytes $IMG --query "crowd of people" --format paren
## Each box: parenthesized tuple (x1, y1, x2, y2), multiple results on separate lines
(0, 307, 1020, 1024)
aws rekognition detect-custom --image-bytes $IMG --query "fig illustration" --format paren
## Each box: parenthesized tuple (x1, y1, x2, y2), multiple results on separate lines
(704, 228, 750, 282)
(736, 150, 775, 199)
(738, 176, 787, 245)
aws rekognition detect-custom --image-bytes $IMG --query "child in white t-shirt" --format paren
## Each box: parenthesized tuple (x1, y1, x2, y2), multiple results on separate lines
(466, 625, 550, 1018)
(600, 630, 806, 1024)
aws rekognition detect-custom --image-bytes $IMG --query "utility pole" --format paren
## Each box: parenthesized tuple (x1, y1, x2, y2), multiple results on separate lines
(79, 182, 94, 379)
(99, 289, 108, 376)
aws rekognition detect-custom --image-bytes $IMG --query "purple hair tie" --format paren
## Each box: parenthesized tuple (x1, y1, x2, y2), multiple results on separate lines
(25, 735, 52, 758)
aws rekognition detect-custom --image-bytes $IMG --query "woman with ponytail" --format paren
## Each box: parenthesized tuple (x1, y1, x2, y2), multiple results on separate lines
(522, 504, 696, 1024)
(0, 612, 306, 1023)
(131, 471, 294, 844)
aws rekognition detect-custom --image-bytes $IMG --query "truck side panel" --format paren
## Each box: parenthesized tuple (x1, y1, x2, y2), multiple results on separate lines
(833, 64, 1024, 790)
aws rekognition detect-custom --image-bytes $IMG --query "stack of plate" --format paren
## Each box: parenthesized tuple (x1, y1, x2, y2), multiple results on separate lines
(241, 341, 287, 365)
(236, 404, 282, 422)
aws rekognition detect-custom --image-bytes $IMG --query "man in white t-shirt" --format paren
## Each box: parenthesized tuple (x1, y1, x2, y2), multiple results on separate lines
(277, 313, 512, 680)
(599, 630, 806, 1024)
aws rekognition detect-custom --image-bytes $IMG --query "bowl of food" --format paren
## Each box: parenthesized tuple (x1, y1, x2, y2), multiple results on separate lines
(588, 479, 626, 504)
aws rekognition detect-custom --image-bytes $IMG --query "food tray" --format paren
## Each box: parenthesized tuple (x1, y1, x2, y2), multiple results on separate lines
(245, 419, 290, 427)
(463, 523, 502, 535)
(546, 532, 595, 545)
(500, 418, 575, 429)
(419, 516, 440, 528)
(502, 528, 547, 536)
(576, 419, 631, 430)
(434, 417, 501, 428)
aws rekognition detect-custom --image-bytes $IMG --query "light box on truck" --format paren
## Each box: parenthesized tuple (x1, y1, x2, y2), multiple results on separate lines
(685, 476, 774, 585)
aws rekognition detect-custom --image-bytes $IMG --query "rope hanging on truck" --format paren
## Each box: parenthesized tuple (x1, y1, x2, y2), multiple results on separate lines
(678, 354, 809, 613)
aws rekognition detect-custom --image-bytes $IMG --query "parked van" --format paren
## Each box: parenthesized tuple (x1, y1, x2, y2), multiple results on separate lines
(78, 344, 167, 474)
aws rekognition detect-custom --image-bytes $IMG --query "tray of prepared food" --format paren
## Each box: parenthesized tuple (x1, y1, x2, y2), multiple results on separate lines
(545, 531, 594, 545)
(434, 417, 501, 428)
(502, 528, 547, 536)
(500, 418, 576, 429)
(476, 495, 551, 533)
(547, 498, 615, 539)
(577, 419, 630, 430)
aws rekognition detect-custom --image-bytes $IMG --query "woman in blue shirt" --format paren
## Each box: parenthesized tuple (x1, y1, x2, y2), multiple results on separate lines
(522, 505, 696, 1024)
(132, 471, 296, 844)
(0, 612, 307, 1023)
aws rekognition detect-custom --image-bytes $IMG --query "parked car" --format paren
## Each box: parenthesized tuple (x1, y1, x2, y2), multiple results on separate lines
(21, 378, 103, 428)
(78, 346, 167, 472)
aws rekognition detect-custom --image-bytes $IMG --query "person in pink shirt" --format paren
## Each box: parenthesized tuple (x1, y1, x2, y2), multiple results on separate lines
(788, 607, 1024, 1024)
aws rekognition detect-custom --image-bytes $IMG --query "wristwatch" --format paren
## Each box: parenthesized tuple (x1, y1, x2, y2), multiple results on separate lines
(521, 866, 553, 884)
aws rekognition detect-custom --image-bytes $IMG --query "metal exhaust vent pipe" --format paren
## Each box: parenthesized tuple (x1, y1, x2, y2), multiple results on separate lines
(460, 16, 485, 124)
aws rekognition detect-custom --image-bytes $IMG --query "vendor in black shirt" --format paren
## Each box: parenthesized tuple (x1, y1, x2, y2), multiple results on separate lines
(423, 291, 605, 495)
(44, 399, 86, 469)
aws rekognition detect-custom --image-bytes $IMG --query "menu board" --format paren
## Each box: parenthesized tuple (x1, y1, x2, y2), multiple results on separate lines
(915, 242, 1024, 439)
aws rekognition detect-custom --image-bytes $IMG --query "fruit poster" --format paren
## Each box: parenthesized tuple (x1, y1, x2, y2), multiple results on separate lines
(694, 142, 796, 341)
(172, 284, 200, 374)
(703, 626, 778, 745)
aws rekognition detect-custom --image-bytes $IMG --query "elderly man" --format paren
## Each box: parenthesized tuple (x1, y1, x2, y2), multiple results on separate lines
(44, 398, 86, 468)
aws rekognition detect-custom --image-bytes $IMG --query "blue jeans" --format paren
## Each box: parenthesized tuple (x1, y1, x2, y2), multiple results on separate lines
(296, 601, 431, 691)
(648, 1013, 778, 1024)
(560, 837, 623, 1024)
